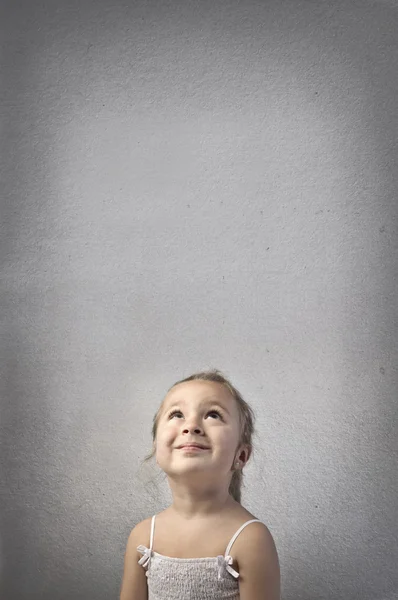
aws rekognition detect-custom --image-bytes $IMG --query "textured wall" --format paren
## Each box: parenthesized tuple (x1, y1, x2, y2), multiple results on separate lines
(1, 1, 397, 599)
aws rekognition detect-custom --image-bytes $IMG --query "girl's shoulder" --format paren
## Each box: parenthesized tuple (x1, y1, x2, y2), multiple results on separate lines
(131, 504, 268, 557)
(129, 515, 154, 547)
(133, 504, 262, 534)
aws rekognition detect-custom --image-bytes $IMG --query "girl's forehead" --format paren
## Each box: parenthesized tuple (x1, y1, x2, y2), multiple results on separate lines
(166, 380, 227, 398)
(162, 380, 234, 409)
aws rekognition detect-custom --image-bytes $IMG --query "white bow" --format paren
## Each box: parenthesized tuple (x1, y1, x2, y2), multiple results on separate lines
(137, 545, 152, 568)
(217, 555, 240, 581)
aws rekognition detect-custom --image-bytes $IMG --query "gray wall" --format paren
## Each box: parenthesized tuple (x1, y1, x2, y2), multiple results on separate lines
(1, 1, 397, 599)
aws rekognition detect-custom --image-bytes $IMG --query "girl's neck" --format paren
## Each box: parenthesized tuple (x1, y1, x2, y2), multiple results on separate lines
(167, 494, 238, 521)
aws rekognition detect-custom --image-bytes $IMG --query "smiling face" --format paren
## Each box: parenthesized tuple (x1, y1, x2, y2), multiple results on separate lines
(155, 380, 245, 485)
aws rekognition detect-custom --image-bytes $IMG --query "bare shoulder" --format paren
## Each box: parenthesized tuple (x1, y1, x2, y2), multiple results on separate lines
(119, 517, 152, 600)
(131, 516, 153, 543)
(234, 519, 281, 600)
(124, 516, 153, 555)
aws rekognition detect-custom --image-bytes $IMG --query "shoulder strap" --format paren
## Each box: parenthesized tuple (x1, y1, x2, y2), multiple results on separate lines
(149, 514, 156, 551)
(225, 519, 262, 556)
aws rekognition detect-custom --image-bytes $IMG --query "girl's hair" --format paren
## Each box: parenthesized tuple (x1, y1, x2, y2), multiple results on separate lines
(141, 369, 255, 504)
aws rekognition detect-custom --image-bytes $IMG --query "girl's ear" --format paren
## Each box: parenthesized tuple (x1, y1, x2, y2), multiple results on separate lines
(239, 445, 251, 465)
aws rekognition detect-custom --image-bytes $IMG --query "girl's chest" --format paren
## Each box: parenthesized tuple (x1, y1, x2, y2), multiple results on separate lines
(147, 558, 240, 600)
(151, 521, 240, 571)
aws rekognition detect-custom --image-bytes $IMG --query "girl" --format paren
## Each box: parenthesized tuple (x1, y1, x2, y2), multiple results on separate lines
(120, 369, 281, 600)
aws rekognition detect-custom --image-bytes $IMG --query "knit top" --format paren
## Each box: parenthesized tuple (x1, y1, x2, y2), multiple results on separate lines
(137, 514, 262, 600)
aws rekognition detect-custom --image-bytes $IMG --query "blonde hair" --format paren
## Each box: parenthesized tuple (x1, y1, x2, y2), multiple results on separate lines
(141, 369, 256, 504)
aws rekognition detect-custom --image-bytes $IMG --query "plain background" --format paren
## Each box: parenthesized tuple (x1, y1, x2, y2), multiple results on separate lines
(1, 0, 397, 599)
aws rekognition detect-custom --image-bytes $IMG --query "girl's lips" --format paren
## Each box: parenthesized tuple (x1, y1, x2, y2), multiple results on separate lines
(179, 446, 209, 451)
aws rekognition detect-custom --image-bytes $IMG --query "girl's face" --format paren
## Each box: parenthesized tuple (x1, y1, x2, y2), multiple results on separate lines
(155, 380, 245, 484)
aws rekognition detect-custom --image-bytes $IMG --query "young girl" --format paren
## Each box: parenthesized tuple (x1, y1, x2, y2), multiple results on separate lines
(120, 369, 281, 600)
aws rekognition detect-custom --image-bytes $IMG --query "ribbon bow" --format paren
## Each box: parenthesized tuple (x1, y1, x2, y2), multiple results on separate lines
(137, 545, 152, 569)
(217, 555, 240, 581)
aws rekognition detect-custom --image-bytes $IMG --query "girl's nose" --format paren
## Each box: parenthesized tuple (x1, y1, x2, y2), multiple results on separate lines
(182, 424, 202, 434)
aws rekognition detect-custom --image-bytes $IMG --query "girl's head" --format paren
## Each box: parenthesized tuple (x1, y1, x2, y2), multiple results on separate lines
(142, 369, 255, 504)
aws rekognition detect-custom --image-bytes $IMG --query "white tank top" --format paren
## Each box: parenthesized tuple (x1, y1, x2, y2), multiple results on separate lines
(137, 513, 262, 600)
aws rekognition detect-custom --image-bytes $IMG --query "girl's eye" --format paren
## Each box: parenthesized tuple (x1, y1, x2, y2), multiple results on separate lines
(168, 409, 223, 420)
(168, 410, 182, 419)
(207, 410, 223, 419)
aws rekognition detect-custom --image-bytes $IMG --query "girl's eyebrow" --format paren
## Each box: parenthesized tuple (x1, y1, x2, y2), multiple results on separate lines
(165, 397, 230, 415)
